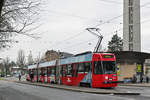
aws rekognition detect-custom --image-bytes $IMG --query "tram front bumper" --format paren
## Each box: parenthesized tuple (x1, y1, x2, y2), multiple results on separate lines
(103, 81, 124, 84)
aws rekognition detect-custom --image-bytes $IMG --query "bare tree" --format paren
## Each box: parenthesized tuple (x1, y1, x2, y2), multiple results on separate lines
(0, 0, 41, 49)
(0, 0, 5, 15)
(2, 57, 11, 76)
(17, 49, 26, 74)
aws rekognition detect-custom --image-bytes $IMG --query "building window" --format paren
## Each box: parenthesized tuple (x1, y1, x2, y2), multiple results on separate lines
(129, 25, 133, 43)
(129, 7, 133, 24)
(129, 0, 133, 6)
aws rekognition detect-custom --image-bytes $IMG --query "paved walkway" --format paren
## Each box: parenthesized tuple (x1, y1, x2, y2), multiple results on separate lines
(2, 76, 26, 82)
(120, 83, 150, 87)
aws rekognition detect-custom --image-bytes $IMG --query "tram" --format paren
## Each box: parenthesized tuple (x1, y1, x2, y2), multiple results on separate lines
(27, 52, 118, 88)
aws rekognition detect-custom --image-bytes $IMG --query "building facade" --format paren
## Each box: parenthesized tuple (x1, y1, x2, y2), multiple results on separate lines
(45, 50, 73, 61)
(123, 0, 141, 51)
(113, 51, 150, 82)
(144, 59, 150, 76)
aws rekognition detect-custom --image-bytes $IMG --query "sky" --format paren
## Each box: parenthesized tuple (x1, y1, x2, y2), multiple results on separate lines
(1, 0, 150, 61)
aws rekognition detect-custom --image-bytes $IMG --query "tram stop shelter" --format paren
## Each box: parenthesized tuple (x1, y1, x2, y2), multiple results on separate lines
(111, 51, 150, 81)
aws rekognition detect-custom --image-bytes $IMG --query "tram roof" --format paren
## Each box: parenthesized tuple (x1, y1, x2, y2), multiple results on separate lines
(28, 60, 56, 69)
(39, 60, 56, 68)
(28, 52, 115, 69)
(59, 52, 115, 65)
(59, 53, 92, 65)
(28, 64, 37, 69)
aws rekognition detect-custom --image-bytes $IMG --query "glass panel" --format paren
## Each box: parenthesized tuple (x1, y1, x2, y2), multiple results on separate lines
(47, 68, 51, 76)
(72, 64, 76, 77)
(94, 61, 103, 74)
(50, 67, 55, 75)
(103, 61, 116, 74)
(66, 65, 72, 75)
(76, 64, 79, 77)
(78, 63, 84, 73)
(84, 62, 91, 73)
(40, 68, 44, 76)
(61, 66, 63, 76)
(40, 68, 47, 76)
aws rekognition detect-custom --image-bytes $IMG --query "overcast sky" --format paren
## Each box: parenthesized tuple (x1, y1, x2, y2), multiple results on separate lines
(1, 0, 150, 61)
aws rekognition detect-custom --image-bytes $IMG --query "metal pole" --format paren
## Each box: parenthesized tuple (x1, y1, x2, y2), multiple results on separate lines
(37, 52, 40, 82)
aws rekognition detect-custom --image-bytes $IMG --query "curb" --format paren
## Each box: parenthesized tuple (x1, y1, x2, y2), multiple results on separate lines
(119, 84, 150, 88)
(15, 81, 140, 95)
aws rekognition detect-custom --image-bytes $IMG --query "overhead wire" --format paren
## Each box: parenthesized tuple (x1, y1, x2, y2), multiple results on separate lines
(98, 0, 123, 4)
(46, 1, 150, 51)
(94, 1, 150, 28)
(14, 16, 150, 47)
(56, 1, 150, 45)
(46, 9, 100, 22)
(45, 1, 123, 47)
(60, 17, 150, 51)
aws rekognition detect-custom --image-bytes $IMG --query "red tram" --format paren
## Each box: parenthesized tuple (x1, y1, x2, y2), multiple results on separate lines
(27, 52, 118, 88)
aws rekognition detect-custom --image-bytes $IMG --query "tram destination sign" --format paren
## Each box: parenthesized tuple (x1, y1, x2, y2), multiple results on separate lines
(103, 55, 114, 58)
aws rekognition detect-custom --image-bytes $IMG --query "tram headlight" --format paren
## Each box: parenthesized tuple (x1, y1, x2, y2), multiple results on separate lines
(105, 76, 108, 80)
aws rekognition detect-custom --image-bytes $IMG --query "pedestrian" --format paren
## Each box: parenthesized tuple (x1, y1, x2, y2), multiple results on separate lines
(18, 73, 21, 81)
(140, 76, 143, 83)
(30, 71, 34, 82)
(146, 76, 149, 83)
(132, 74, 137, 83)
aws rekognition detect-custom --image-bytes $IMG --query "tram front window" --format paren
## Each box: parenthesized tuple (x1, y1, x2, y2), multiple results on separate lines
(102, 61, 116, 74)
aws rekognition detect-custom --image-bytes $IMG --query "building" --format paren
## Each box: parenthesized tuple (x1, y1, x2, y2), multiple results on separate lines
(45, 50, 73, 61)
(112, 51, 150, 81)
(144, 59, 150, 76)
(123, 0, 141, 51)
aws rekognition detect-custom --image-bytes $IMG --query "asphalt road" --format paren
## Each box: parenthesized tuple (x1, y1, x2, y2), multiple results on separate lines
(116, 86, 150, 100)
(0, 80, 133, 100)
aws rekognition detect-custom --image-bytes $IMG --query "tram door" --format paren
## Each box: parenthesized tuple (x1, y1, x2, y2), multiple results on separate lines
(92, 61, 104, 87)
(72, 64, 77, 86)
(66, 64, 73, 85)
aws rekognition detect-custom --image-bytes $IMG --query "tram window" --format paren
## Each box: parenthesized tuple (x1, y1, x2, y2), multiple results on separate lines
(76, 64, 79, 77)
(78, 63, 84, 73)
(66, 65, 72, 76)
(63, 66, 66, 77)
(61, 66, 63, 76)
(103, 61, 116, 74)
(44, 68, 47, 76)
(84, 62, 91, 73)
(29, 70, 31, 74)
(51, 67, 56, 75)
(39, 70, 41, 76)
(61, 66, 65, 77)
(40, 68, 43, 76)
(72, 64, 76, 77)
(40, 68, 45, 76)
(33, 70, 36, 75)
(47, 68, 51, 76)
(94, 61, 103, 74)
